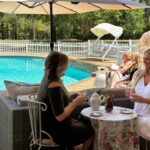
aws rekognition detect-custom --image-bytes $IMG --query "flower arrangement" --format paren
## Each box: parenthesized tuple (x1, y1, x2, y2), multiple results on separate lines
(104, 95, 114, 112)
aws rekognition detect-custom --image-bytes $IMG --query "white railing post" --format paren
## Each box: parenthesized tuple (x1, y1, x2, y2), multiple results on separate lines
(101, 40, 104, 51)
(129, 39, 132, 51)
(57, 41, 61, 52)
(88, 40, 91, 56)
(26, 40, 29, 53)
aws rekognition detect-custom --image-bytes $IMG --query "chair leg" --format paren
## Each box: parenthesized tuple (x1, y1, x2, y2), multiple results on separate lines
(29, 135, 32, 149)
(38, 145, 42, 150)
(30, 143, 32, 150)
(146, 140, 150, 150)
(140, 136, 146, 150)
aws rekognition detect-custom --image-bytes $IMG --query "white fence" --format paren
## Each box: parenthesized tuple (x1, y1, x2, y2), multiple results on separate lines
(0, 40, 138, 59)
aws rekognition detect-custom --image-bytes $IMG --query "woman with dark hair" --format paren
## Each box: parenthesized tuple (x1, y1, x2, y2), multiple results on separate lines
(37, 52, 94, 150)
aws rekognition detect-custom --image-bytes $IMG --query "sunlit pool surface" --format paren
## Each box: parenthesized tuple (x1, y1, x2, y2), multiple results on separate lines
(0, 56, 91, 90)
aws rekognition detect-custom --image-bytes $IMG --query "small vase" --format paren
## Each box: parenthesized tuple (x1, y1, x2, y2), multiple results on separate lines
(105, 100, 113, 112)
(105, 102, 113, 112)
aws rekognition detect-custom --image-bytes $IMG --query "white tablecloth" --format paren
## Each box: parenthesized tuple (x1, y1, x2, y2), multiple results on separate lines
(81, 106, 139, 150)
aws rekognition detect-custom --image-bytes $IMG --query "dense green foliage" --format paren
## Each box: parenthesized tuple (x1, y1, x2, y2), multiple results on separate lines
(0, 7, 149, 40)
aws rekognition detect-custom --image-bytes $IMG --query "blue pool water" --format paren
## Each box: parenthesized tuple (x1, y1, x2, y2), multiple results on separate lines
(0, 56, 91, 90)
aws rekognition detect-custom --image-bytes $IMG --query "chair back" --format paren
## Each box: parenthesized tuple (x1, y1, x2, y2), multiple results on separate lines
(18, 94, 56, 147)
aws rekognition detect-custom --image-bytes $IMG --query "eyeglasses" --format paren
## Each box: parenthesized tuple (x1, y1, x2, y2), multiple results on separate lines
(143, 57, 150, 61)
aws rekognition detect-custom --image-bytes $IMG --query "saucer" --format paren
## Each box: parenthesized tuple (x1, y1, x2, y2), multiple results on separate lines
(120, 109, 133, 114)
(90, 111, 103, 117)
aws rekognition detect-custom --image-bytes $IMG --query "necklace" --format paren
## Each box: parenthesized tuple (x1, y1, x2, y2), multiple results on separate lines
(144, 75, 150, 86)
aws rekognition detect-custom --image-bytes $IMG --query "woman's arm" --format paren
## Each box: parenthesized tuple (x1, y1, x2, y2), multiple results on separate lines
(110, 61, 133, 73)
(116, 61, 133, 73)
(130, 93, 150, 104)
(143, 98, 150, 104)
(116, 76, 130, 84)
(56, 95, 85, 122)
(48, 82, 86, 122)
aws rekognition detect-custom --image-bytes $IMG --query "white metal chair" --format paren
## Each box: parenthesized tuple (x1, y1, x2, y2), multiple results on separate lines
(17, 94, 59, 150)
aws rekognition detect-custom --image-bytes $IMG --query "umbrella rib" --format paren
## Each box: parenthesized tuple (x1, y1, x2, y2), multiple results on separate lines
(40, 5, 49, 15)
(12, 3, 21, 14)
(54, 2, 78, 13)
(122, 4, 131, 9)
(31, 2, 47, 8)
(19, 2, 34, 8)
(18, 2, 46, 8)
(89, 2, 132, 10)
(88, 3, 103, 9)
(32, 2, 37, 7)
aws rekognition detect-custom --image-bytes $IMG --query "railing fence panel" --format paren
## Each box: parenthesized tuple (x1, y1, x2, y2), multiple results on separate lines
(0, 40, 138, 59)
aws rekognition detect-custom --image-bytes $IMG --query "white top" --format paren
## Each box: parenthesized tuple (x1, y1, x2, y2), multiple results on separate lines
(134, 77, 150, 140)
(134, 77, 150, 117)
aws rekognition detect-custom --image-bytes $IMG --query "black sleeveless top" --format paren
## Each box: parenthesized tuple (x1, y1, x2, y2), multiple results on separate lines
(122, 68, 131, 76)
(129, 67, 139, 80)
(41, 86, 72, 133)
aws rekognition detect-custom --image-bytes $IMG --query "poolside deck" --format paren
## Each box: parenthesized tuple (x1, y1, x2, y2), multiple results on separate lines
(69, 56, 116, 67)
(0, 52, 116, 92)
(66, 77, 96, 92)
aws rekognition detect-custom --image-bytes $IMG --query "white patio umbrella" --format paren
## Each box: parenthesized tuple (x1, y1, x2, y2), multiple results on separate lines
(91, 23, 123, 60)
(0, 0, 148, 51)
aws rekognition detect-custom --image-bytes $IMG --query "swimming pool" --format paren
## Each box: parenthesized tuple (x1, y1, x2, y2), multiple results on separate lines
(0, 56, 91, 90)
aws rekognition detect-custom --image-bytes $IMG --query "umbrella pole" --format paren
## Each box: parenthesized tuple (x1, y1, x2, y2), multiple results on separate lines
(49, 2, 54, 52)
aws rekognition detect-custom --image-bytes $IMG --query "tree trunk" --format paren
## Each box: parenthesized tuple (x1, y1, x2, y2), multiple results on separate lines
(6, 23, 9, 39)
(1, 22, 4, 40)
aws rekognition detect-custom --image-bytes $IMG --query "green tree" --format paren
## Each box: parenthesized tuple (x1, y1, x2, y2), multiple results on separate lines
(119, 9, 145, 39)
(0, 8, 148, 40)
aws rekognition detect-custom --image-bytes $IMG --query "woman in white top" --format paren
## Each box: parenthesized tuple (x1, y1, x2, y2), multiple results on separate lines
(126, 48, 150, 150)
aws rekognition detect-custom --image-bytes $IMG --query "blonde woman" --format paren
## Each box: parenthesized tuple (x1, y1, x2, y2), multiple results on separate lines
(108, 51, 134, 88)
(126, 49, 150, 150)
(115, 52, 141, 88)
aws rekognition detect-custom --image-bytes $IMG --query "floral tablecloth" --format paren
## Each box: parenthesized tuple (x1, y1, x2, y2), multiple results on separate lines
(81, 106, 139, 150)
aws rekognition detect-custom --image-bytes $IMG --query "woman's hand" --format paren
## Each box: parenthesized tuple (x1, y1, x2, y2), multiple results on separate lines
(125, 89, 132, 97)
(125, 88, 135, 96)
(106, 66, 113, 71)
(116, 81, 122, 84)
(56, 93, 87, 122)
(73, 93, 87, 106)
(130, 93, 145, 103)
(70, 93, 78, 100)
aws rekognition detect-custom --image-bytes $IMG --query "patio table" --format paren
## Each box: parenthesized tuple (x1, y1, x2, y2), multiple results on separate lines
(81, 106, 139, 150)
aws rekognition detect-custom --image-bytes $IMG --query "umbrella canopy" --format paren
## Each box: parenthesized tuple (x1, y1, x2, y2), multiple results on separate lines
(91, 23, 123, 38)
(0, 0, 148, 14)
(0, 0, 148, 51)
(137, 31, 150, 54)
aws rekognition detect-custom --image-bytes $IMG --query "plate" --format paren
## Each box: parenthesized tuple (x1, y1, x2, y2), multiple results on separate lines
(90, 111, 103, 117)
(120, 109, 133, 114)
